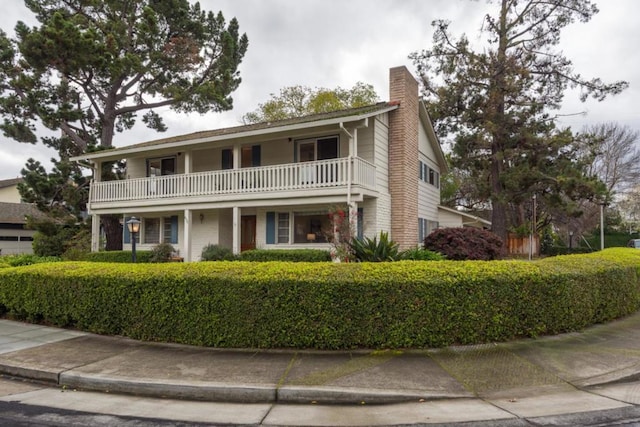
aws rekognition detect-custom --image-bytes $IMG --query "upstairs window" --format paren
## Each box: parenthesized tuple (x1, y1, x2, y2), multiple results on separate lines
(147, 157, 176, 177)
(297, 136, 339, 162)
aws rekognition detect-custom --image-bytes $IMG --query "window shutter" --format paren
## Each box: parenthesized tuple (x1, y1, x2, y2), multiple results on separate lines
(419, 161, 423, 181)
(252, 145, 261, 167)
(266, 212, 275, 244)
(222, 149, 233, 170)
(170, 216, 178, 244)
(357, 208, 364, 240)
(123, 216, 131, 244)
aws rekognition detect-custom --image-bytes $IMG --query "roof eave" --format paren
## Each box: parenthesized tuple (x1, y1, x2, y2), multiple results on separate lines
(70, 105, 398, 163)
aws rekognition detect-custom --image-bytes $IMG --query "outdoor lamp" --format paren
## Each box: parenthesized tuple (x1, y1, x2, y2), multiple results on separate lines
(126, 217, 141, 262)
(569, 230, 573, 250)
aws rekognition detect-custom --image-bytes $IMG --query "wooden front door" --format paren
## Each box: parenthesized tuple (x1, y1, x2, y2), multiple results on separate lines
(241, 215, 256, 252)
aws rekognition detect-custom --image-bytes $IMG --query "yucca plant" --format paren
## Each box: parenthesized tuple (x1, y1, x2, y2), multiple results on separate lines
(348, 231, 400, 262)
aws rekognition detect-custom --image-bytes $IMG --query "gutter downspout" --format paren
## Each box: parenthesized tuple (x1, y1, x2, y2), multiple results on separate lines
(340, 123, 355, 209)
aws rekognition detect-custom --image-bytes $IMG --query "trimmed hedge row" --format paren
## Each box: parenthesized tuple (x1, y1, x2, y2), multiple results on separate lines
(238, 249, 331, 262)
(82, 251, 154, 263)
(0, 248, 638, 349)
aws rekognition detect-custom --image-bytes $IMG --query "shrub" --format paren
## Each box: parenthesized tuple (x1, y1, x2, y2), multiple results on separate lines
(348, 232, 399, 262)
(424, 227, 503, 260)
(82, 250, 153, 263)
(201, 244, 236, 261)
(0, 249, 638, 349)
(149, 243, 176, 263)
(238, 249, 331, 262)
(0, 254, 62, 267)
(399, 247, 446, 261)
(62, 228, 92, 261)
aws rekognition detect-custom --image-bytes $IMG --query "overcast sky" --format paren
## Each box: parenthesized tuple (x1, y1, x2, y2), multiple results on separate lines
(0, 0, 638, 180)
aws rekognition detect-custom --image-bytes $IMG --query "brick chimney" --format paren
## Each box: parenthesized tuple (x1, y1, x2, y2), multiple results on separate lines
(388, 66, 419, 250)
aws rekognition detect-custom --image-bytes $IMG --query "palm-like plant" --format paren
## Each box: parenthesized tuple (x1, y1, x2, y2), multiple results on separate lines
(348, 232, 400, 262)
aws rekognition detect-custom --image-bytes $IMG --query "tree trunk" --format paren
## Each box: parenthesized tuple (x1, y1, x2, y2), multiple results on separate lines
(489, 0, 510, 246)
(102, 214, 123, 251)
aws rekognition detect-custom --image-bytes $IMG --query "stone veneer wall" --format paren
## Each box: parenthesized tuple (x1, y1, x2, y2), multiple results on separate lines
(388, 66, 419, 249)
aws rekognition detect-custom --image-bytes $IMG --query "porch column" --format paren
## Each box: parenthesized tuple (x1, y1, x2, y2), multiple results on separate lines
(91, 214, 100, 252)
(348, 202, 358, 239)
(183, 150, 192, 174)
(233, 145, 241, 169)
(183, 209, 192, 262)
(232, 206, 241, 254)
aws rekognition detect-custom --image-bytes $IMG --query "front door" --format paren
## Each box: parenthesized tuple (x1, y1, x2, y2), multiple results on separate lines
(241, 215, 256, 252)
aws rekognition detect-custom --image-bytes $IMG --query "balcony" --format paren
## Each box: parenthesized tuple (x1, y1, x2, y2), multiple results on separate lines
(89, 157, 376, 206)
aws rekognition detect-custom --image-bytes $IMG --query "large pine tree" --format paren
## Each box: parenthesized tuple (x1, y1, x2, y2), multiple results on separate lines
(411, 0, 627, 242)
(0, 0, 248, 249)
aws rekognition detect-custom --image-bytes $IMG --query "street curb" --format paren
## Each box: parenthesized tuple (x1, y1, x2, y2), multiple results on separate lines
(59, 371, 276, 403)
(276, 385, 473, 404)
(0, 361, 61, 384)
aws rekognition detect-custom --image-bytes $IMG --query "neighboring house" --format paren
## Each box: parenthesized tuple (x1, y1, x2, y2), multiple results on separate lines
(0, 178, 39, 255)
(0, 178, 23, 204)
(72, 66, 478, 261)
(438, 206, 492, 230)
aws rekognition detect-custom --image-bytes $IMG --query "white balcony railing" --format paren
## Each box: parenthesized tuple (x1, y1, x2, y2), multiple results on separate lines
(90, 157, 376, 204)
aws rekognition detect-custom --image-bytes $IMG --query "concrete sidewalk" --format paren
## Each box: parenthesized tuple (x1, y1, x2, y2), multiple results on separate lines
(3, 313, 640, 425)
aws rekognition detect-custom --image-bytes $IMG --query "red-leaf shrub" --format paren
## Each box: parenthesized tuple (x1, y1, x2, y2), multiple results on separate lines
(424, 227, 504, 260)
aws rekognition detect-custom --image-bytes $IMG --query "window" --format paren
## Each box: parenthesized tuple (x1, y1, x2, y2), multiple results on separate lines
(144, 218, 160, 244)
(20, 236, 34, 241)
(419, 160, 440, 189)
(267, 210, 338, 245)
(222, 149, 233, 170)
(293, 213, 330, 243)
(429, 168, 440, 188)
(277, 213, 289, 244)
(163, 217, 174, 244)
(297, 136, 339, 162)
(147, 157, 176, 177)
(418, 218, 427, 243)
(0, 236, 19, 241)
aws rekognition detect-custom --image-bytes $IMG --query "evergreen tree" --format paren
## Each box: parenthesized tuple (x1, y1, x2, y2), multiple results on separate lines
(410, 0, 627, 241)
(0, 0, 248, 249)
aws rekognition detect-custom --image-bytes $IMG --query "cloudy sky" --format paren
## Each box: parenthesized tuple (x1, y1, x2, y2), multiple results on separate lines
(0, 0, 638, 180)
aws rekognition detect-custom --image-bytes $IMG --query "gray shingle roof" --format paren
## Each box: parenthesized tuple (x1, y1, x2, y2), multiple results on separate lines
(0, 202, 44, 224)
(0, 178, 22, 189)
(72, 102, 398, 162)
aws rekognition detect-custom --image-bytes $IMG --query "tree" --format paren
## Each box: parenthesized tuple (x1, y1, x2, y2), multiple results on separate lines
(581, 123, 640, 195)
(0, 0, 248, 250)
(410, 0, 627, 242)
(243, 82, 379, 124)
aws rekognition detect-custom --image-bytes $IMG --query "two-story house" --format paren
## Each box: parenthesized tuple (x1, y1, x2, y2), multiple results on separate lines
(72, 66, 475, 261)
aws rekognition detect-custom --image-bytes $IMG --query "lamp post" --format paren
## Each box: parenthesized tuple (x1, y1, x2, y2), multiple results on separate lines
(569, 231, 573, 251)
(599, 202, 606, 251)
(126, 217, 141, 263)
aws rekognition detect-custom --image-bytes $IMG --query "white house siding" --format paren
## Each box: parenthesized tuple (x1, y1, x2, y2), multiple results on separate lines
(369, 114, 392, 238)
(192, 147, 219, 172)
(191, 210, 219, 261)
(417, 115, 442, 243)
(438, 209, 464, 229)
(357, 125, 375, 163)
(261, 138, 292, 165)
(418, 123, 437, 160)
(0, 187, 21, 203)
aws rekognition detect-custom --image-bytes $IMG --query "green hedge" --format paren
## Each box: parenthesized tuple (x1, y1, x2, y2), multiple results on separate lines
(238, 249, 331, 262)
(81, 251, 153, 263)
(0, 248, 638, 349)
